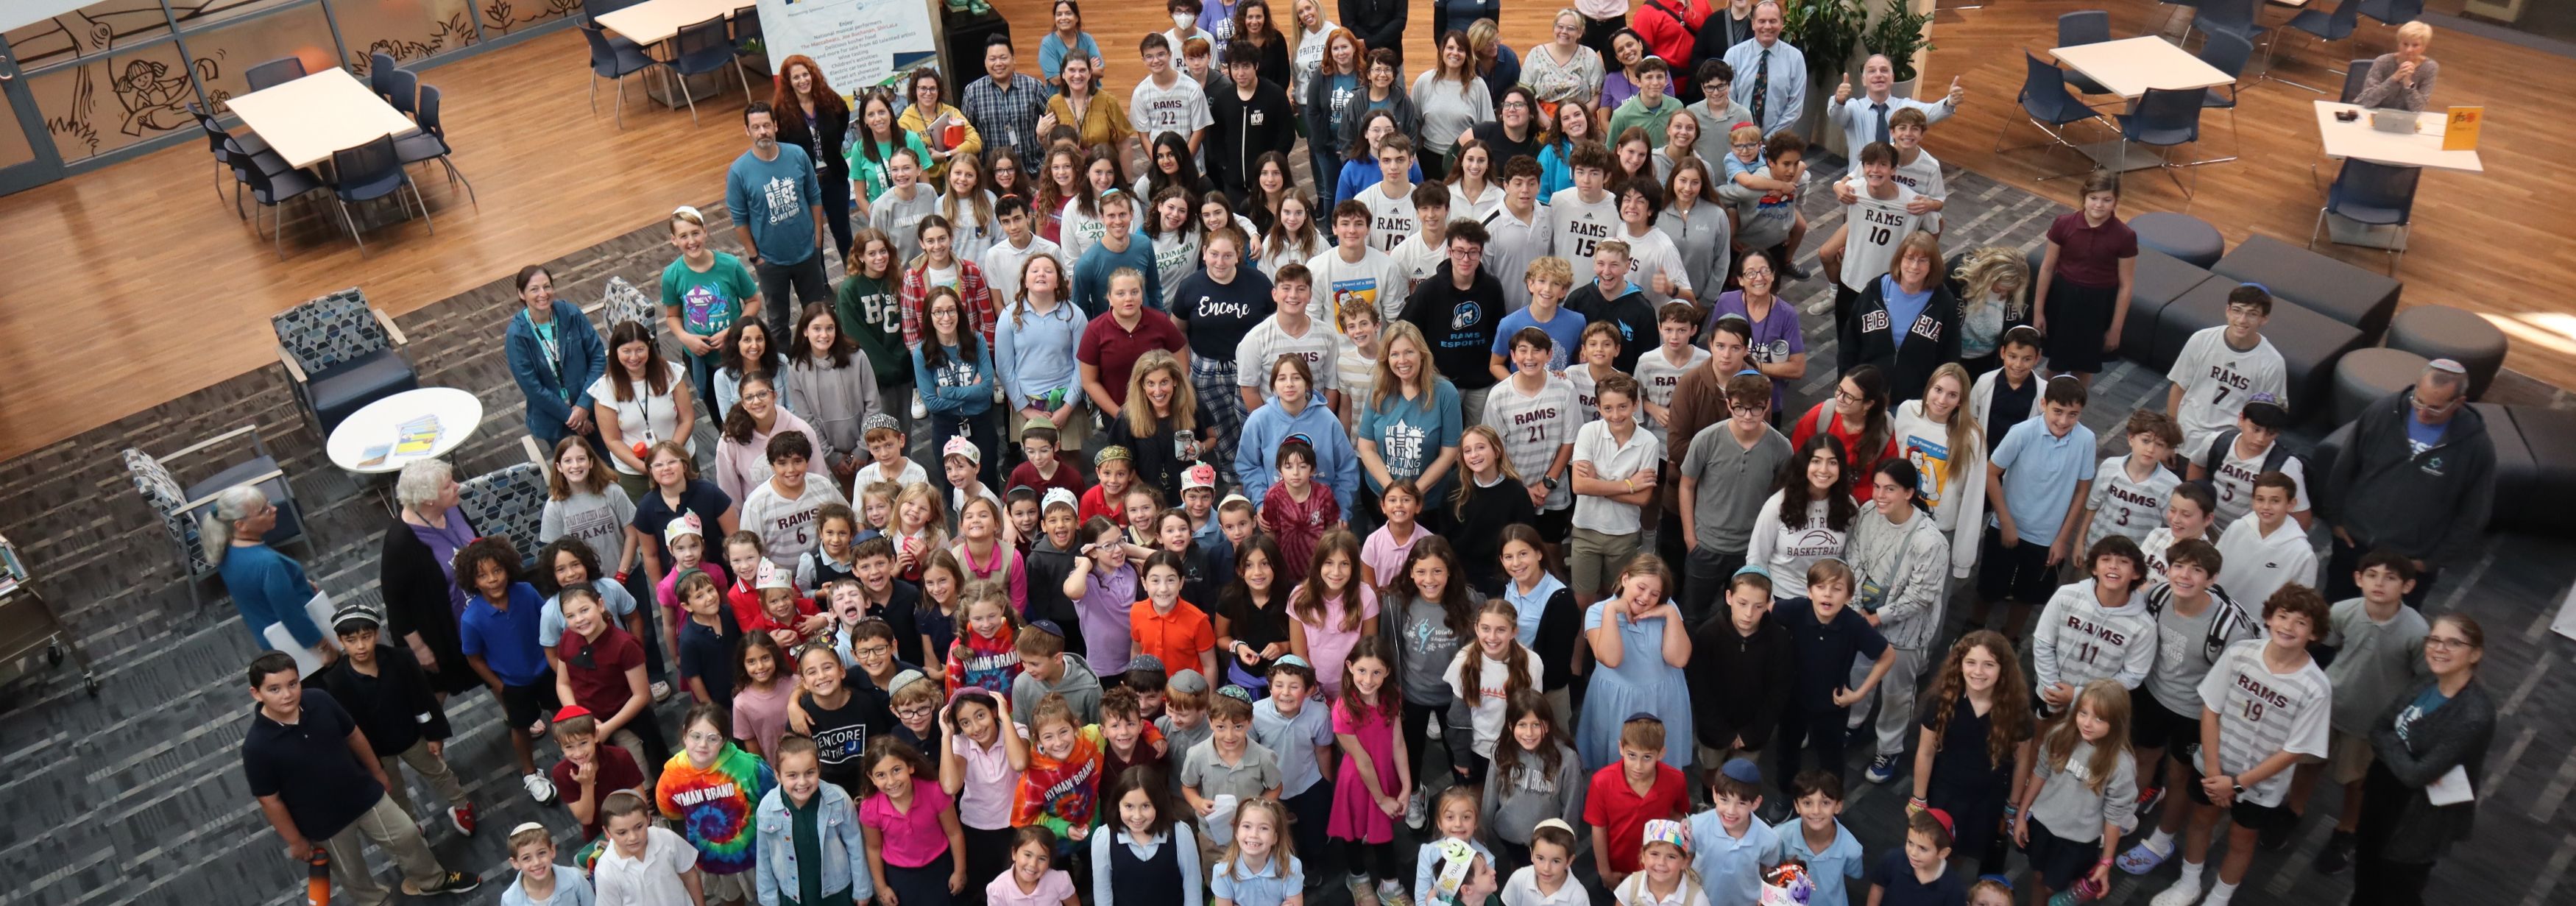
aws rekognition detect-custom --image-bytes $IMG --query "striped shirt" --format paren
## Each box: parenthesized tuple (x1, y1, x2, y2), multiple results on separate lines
(1630, 346, 1710, 447)
(2086, 456, 2181, 548)
(1483, 374, 1579, 512)
(2194, 639, 2332, 807)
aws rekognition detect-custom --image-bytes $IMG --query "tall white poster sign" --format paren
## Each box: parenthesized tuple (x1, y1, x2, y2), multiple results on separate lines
(758, 0, 940, 93)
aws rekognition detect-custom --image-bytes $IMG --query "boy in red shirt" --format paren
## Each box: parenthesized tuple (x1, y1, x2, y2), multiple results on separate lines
(1585, 712, 1692, 890)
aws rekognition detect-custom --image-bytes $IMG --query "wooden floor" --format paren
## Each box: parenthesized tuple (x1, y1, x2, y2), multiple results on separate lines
(1, 0, 2572, 462)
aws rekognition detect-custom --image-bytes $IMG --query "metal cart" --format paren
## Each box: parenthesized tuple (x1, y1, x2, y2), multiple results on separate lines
(0, 533, 98, 697)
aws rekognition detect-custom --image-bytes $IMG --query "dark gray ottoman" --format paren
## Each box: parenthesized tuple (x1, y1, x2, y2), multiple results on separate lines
(2386, 305, 2508, 400)
(2131, 212, 2226, 269)
(2334, 347, 2430, 425)
(2211, 234, 2405, 342)
(2161, 278, 2365, 422)
(2031, 244, 2212, 372)
(2501, 405, 2576, 536)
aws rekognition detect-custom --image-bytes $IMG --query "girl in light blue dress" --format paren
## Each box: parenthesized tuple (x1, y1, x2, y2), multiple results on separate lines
(1574, 554, 1695, 772)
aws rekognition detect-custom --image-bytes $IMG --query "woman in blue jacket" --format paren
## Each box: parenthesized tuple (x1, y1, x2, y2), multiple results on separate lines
(204, 485, 328, 662)
(503, 265, 608, 452)
(1234, 354, 1359, 512)
(912, 286, 1002, 492)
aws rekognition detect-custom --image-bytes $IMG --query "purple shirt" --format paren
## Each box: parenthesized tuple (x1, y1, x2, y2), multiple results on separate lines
(1074, 563, 1141, 676)
(408, 506, 478, 620)
(1705, 291, 1805, 411)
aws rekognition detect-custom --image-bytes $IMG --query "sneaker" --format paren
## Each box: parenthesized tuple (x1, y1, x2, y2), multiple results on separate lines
(2257, 820, 2295, 852)
(2117, 838, 2173, 875)
(1348, 875, 1380, 906)
(407, 871, 483, 896)
(1404, 787, 1429, 829)
(522, 772, 558, 804)
(1777, 258, 1813, 281)
(1377, 880, 1412, 906)
(2147, 879, 2204, 906)
(910, 391, 928, 420)
(446, 803, 476, 836)
(1425, 719, 1443, 740)
(2137, 785, 2165, 814)
(2313, 830, 2356, 874)
(1864, 754, 1903, 784)
(651, 680, 673, 702)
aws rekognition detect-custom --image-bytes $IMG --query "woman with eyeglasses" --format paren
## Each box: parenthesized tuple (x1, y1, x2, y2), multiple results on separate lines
(1524, 9, 1605, 122)
(205, 486, 330, 663)
(1703, 249, 1805, 420)
(898, 68, 982, 185)
(713, 370, 832, 506)
(1043, 55, 1131, 152)
(2347, 613, 2491, 906)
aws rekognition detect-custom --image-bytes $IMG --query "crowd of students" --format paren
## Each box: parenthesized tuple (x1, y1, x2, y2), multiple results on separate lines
(222, 4, 2503, 906)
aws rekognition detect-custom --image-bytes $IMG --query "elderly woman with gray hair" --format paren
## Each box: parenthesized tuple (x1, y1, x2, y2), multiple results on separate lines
(379, 459, 484, 695)
(205, 486, 332, 665)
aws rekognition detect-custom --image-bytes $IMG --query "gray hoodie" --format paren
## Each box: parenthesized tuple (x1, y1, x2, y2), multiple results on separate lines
(1012, 653, 1103, 728)
(2025, 738, 2139, 843)
(1847, 505, 1950, 651)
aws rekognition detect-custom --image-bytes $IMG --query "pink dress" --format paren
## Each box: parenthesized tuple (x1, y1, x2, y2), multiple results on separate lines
(1326, 696, 1401, 843)
(1290, 584, 1379, 698)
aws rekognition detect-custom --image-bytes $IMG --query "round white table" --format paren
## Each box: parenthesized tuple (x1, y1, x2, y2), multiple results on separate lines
(325, 386, 486, 473)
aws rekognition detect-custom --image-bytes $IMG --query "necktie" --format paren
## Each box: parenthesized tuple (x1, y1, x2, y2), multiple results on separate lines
(1872, 102, 1889, 145)
(1752, 48, 1771, 128)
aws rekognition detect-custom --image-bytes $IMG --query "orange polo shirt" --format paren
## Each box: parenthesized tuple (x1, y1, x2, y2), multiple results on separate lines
(1128, 598, 1216, 674)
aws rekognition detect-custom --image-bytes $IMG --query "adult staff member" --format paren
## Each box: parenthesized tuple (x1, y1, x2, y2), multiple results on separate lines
(503, 265, 605, 453)
(207, 486, 330, 665)
(2321, 360, 2494, 608)
(243, 653, 480, 905)
(1339, 0, 1406, 68)
(2354, 21, 2439, 112)
(380, 459, 484, 696)
(2349, 614, 2493, 906)
(1722, 1, 1805, 138)
(729, 102, 830, 342)
(1826, 54, 1960, 168)
(964, 35, 1052, 171)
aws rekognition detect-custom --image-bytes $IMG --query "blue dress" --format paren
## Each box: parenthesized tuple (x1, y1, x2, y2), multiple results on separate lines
(1575, 601, 1696, 773)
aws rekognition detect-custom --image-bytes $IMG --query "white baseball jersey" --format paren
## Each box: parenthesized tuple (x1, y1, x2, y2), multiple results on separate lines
(1483, 374, 1579, 512)
(2194, 638, 2332, 807)
(2087, 456, 2182, 548)
(2167, 327, 2288, 461)
(1548, 188, 1620, 264)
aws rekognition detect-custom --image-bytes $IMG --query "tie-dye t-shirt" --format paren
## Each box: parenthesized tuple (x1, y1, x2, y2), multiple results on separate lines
(655, 744, 776, 875)
(946, 622, 1025, 696)
(1011, 725, 1103, 837)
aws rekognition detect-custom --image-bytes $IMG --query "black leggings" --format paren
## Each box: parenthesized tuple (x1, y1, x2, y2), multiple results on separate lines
(1338, 836, 1401, 882)
(1401, 696, 1447, 790)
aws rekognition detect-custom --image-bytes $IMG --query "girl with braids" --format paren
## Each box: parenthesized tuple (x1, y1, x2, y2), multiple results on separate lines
(1748, 433, 1856, 601)
(994, 252, 1090, 459)
(1944, 246, 2034, 378)
(1910, 629, 2037, 877)
(1574, 554, 1694, 772)
(1445, 599, 1541, 784)
(1479, 689, 1585, 871)
(1890, 362, 1988, 580)
(1790, 363, 1900, 503)
(1286, 529, 1378, 699)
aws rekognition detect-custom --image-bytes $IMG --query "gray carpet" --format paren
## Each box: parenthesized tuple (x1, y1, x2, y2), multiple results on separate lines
(2, 167, 2573, 906)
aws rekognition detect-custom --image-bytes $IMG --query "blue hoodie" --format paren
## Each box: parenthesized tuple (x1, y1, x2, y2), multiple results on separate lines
(1234, 392, 1360, 512)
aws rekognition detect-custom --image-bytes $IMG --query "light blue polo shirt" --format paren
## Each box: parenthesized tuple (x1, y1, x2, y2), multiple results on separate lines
(1989, 416, 2099, 545)
(1773, 818, 1866, 906)
(1211, 854, 1306, 906)
(1504, 573, 1568, 648)
(1251, 696, 1336, 797)
(1687, 809, 1783, 906)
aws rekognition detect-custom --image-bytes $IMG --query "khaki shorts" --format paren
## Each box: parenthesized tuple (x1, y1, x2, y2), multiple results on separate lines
(701, 869, 755, 903)
(1568, 527, 1643, 599)
(2326, 729, 2377, 785)
(1010, 403, 1091, 450)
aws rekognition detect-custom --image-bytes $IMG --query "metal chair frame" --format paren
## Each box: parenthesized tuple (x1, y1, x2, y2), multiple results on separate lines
(396, 84, 478, 208)
(2117, 87, 2207, 205)
(1998, 52, 2114, 180)
(328, 135, 433, 256)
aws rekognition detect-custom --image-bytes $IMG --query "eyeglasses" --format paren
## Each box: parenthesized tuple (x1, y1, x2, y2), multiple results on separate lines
(895, 703, 935, 718)
(741, 390, 775, 403)
(685, 730, 726, 743)
(1729, 403, 1769, 415)
(1740, 267, 1774, 278)
(2424, 635, 2477, 651)
(852, 644, 892, 658)
(1834, 386, 1864, 405)
(1502, 101, 1530, 110)
(2412, 394, 2463, 417)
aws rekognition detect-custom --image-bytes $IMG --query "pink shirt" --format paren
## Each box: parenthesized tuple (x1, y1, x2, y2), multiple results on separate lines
(656, 559, 732, 613)
(1288, 584, 1379, 698)
(860, 784, 956, 868)
(729, 680, 794, 760)
(1359, 523, 1424, 592)
(713, 408, 835, 503)
(985, 869, 1075, 906)
(956, 725, 1025, 830)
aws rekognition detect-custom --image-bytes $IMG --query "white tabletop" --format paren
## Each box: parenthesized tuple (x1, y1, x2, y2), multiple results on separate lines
(598, 0, 744, 46)
(2313, 101, 2485, 173)
(326, 387, 486, 474)
(2050, 36, 2236, 100)
(226, 68, 420, 170)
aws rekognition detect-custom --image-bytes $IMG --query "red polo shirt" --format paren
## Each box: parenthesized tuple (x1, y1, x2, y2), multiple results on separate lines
(1583, 761, 1691, 874)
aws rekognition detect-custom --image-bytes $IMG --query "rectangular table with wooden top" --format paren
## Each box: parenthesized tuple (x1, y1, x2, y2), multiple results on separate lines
(597, 0, 746, 107)
(225, 68, 420, 170)
(2049, 36, 2238, 172)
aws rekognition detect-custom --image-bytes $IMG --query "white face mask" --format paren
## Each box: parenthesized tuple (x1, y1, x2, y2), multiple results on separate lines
(1174, 13, 1195, 29)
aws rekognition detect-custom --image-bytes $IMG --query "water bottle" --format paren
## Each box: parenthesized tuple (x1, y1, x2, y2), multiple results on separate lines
(306, 848, 332, 906)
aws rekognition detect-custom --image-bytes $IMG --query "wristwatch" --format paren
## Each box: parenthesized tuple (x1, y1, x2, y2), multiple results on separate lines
(1541, 475, 1560, 490)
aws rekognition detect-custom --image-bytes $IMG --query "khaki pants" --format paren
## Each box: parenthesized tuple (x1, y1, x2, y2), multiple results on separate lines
(322, 793, 447, 906)
(375, 738, 468, 819)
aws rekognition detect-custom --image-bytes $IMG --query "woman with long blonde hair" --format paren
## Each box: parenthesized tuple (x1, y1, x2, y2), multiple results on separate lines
(1356, 321, 1464, 531)
(1103, 350, 1201, 505)
(1891, 361, 1986, 579)
(1947, 245, 2034, 377)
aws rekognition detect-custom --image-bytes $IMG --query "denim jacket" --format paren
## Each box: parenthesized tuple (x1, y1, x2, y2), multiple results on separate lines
(504, 299, 607, 445)
(754, 782, 874, 906)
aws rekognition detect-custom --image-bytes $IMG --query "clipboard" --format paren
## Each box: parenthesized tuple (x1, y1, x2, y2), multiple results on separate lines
(260, 589, 343, 676)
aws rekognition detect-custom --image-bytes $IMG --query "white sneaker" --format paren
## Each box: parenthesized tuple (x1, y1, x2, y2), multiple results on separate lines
(1377, 880, 1412, 906)
(521, 772, 558, 804)
(910, 390, 928, 420)
(2148, 879, 2206, 906)
(1425, 720, 1443, 740)
(651, 680, 673, 702)
(1404, 787, 1429, 829)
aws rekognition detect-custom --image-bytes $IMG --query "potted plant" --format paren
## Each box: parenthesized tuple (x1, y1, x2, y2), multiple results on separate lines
(1785, 0, 1866, 139)
(1863, 0, 1937, 97)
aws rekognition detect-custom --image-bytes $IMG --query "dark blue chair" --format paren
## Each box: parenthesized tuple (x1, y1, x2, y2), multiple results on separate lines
(368, 52, 400, 100)
(123, 425, 314, 609)
(657, 14, 753, 127)
(191, 103, 281, 215)
(1999, 52, 2112, 177)
(2279, 0, 2363, 91)
(386, 67, 421, 117)
(2360, 0, 2421, 27)
(245, 57, 307, 91)
(233, 142, 327, 259)
(2116, 87, 2205, 202)
(732, 4, 763, 59)
(584, 24, 656, 129)
(2312, 158, 2420, 275)
(2194, 0, 2269, 49)
(327, 134, 431, 256)
(2193, 31, 2254, 164)
(2058, 12, 2115, 97)
(2338, 58, 2375, 103)
(272, 288, 421, 436)
(2155, 0, 2205, 39)
(394, 84, 475, 208)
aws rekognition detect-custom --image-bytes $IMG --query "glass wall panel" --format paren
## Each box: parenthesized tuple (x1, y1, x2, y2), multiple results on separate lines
(189, 2, 338, 112)
(334, 0, 479, 71)
(170, 0, 308, 29)
(480, 0, 583, 38)
(24, 39, 196, 161)
(3, 1, 177, 71)
(0, 92, 38, 170)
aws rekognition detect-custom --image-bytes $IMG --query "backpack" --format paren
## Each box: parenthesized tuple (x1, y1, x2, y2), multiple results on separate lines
(2193, 427, 2299, 492)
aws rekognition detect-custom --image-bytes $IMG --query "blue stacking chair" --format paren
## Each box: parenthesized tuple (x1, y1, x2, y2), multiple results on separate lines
(327, 135, 432, 255)
(2058, 12, 2115, 97)
(1999, 52, 2112, 178)
(656, 15, 754, 127)
(584, 24, 656, 129)
(2311, 159, 2420, 275)
(2115, 87, 2205, 203)
(2276, 0, 2364, 91)
(246, 57, 307, 91)
(2192, 31, 2254, 164)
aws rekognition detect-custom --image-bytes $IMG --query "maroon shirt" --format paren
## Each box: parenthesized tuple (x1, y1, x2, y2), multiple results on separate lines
(550, 742, 646, 839)
(2045, 211, 2138, 289)
(1007, 460, 1091, 498)
(1075, 309, 1188, 408)
(557, 625, 646, 721)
